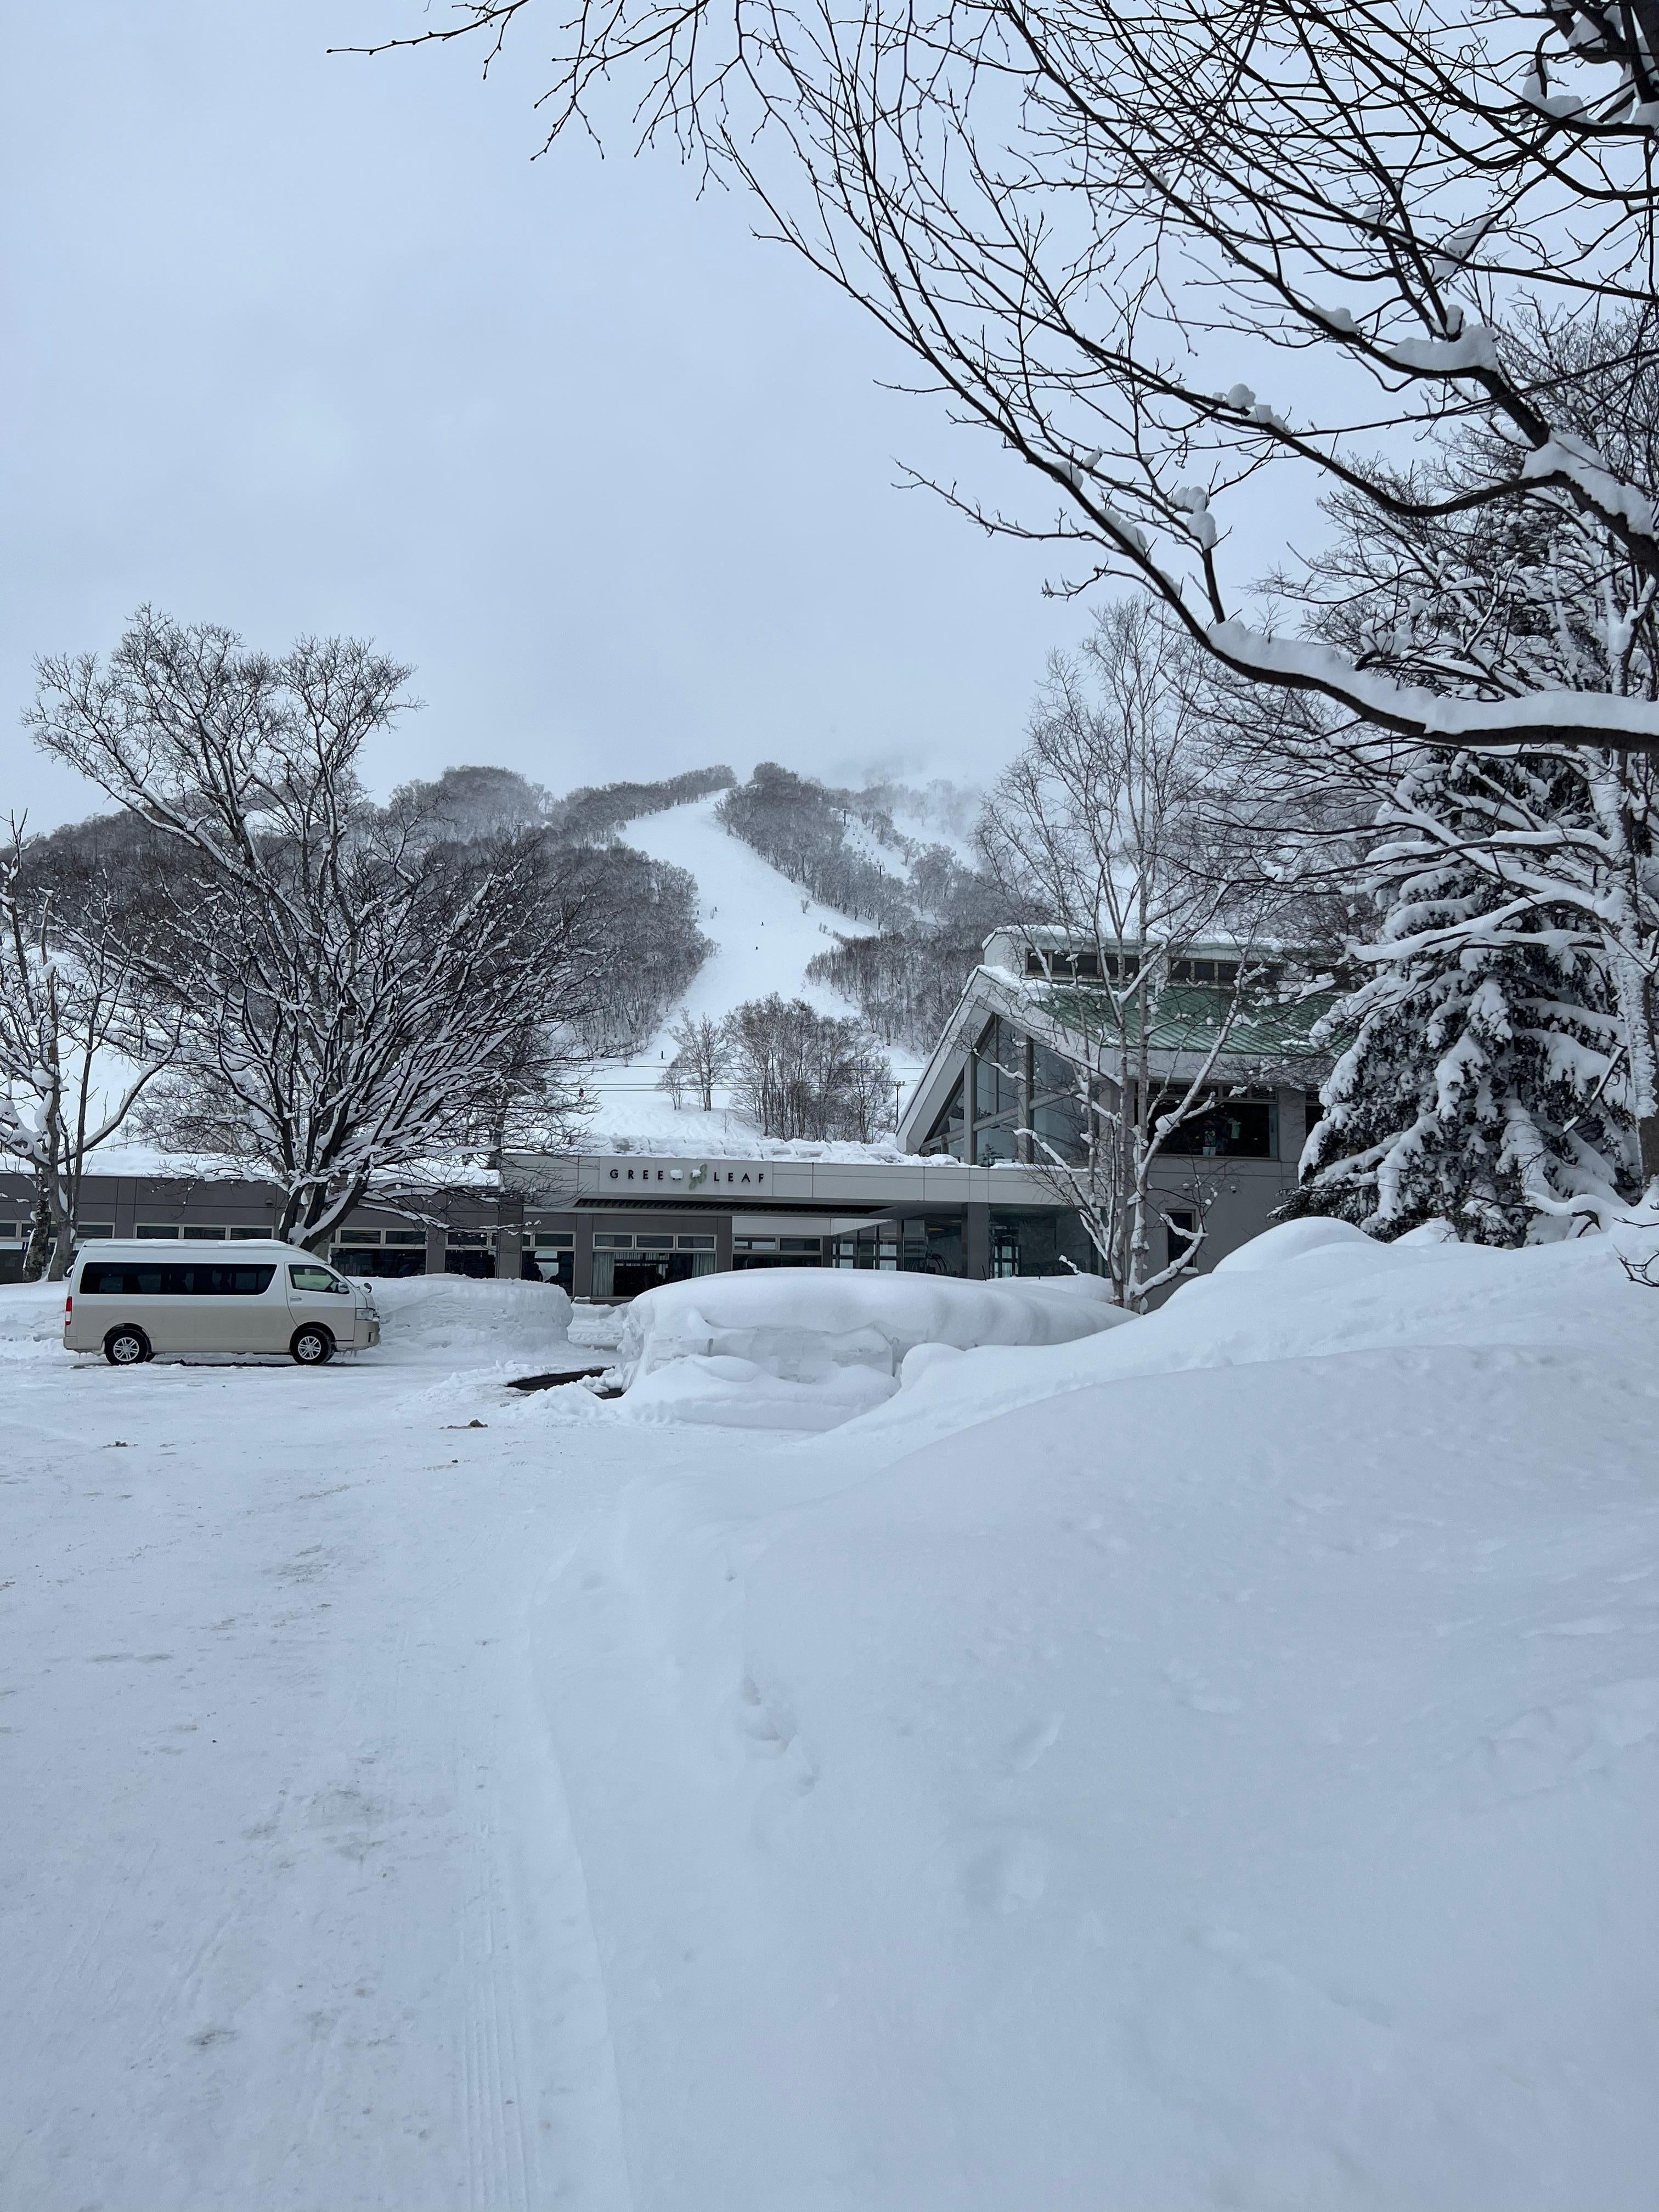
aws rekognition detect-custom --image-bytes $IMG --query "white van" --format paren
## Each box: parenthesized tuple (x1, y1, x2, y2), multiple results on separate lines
(63, 1240, 380, 1367)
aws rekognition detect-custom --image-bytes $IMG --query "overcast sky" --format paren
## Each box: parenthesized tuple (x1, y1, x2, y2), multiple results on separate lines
(1, 1, 1106, 832)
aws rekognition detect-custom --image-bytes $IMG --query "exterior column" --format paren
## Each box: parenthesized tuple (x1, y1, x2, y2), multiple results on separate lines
(496, 1193, 525, 1280)
(424, 1222, 447, 1277)
(572, 1214, 595, 1300)
(1017, 1035, 1035, 1163)
(963, 1203, 991, 1280)
(1277, 1084, 1309, 1169)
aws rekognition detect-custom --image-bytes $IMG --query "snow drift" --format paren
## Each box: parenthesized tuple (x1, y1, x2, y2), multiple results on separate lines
(364, 1272, 573, 1369)
(610, 1267, 1131, 1429)
(540, 1223, 1659, 2207)
(0, 1280, 72, 1362)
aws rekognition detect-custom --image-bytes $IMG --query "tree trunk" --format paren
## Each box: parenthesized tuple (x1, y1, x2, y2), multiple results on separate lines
(44, 1221, 75, 1282)
(1639, 1111, 1659, 1198)
(20, 1182, 52, 1283)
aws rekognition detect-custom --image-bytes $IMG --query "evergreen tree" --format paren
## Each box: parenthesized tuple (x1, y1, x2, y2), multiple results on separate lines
(1290, 752, 1638, 1243)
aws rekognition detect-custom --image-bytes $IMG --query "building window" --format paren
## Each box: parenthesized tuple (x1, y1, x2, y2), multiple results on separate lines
(136, 1223, 180, 1239)
(1153, 1092, 1276, 1159)
(1032, 1042, 1075, 1096)
(975, 1122, 1019, 1166)
(974, 1020, 1021, 1116)
(831, 1226, 901, 1271)
(990, 1213, 1063, 1277)
(924, 1073, 966, 1151)
(594, 1246, 718, 1297)
(1031, 1094, 1088, 1164)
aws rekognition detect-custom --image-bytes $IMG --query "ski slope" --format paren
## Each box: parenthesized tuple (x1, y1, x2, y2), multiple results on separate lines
(580, 794, 925, 1152)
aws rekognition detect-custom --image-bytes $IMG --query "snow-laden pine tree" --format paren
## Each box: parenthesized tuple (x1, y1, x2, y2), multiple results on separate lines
(1291, 750, 1638, 1242)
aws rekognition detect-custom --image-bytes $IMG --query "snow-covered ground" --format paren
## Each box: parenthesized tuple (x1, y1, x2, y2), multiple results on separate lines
(579, 794, 927, 1150)
(4, 1230, 1657, 2206)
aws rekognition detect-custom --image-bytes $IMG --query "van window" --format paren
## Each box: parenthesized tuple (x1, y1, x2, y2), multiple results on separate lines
(289, 1265, 349, 1295)
(80, 1263, 276, 1296)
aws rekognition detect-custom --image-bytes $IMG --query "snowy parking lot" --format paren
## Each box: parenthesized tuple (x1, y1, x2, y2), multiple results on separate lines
(4, 1239, 1659, 2208)
(1, 1280, 676, 2207)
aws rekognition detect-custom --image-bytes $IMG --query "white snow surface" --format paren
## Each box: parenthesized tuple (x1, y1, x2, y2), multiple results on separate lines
(4, 1229, 1657, 2207)
(611, 1266, 1130, 1430)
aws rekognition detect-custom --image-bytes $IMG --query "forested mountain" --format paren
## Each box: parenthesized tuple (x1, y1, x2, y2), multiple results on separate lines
(25, 769, 719, 1069)
(716, 763, 1012, 1048)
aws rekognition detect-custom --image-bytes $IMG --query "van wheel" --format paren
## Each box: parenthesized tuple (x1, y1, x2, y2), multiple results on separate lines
(104, 1325, 151, 1367)
(291, 1324, 335, 1367)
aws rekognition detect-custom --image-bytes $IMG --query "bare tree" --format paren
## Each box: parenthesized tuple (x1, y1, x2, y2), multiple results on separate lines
(29, 611, 596, 1251)
(723, 994, 894, 1139)
(977, 602, 1322, 1304)
(0, 819, 179, 1279)
(368, 0, 1659, 768)
(665, 1011, 731, 1110)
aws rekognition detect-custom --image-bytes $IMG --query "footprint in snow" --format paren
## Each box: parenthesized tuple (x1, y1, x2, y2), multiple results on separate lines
(1466, 1675, 1659, 1805)
(1005, 1713, 1063, 1774)
(962, 1831, 1049, 1915)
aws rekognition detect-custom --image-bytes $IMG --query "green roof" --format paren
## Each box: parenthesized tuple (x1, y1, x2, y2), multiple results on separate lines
(1028, 979, 1341, 1063)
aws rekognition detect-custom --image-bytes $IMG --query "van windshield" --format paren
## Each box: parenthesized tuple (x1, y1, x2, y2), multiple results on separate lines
(79, 1263, 276, 1296)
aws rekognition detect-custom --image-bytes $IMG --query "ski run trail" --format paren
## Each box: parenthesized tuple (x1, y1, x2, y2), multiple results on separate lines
(578, 794, 925, 1149)
(4, 1231, 1659, 2209)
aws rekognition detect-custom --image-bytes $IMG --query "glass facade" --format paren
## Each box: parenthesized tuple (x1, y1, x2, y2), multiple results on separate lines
(924, 995, 1286, 1171)
(589, 1233, 719, 1300)
(830, 1218, 963, 1274)
(1031, 1093, 1088, 1164)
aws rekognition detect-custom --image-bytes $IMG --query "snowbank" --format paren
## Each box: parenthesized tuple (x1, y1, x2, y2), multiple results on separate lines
(0, 1280, 68, 1362)
(612, 1267, 1130, 1430)
(540, 1223, 1659, 2205)
(585, 1128, 939, 1164)
(833, 1216, 1657, 1468)
(350, 1273, 573, 1369)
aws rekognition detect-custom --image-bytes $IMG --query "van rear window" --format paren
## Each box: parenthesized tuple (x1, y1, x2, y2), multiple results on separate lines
(79, 1263, 276, 1297)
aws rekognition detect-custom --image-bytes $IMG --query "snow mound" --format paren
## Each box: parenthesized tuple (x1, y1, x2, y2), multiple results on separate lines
(0, 1280, 68, 1361)
(1211, 1216, 1376, 1271)
(612, 1267, 1130, 1430)
(834, 1215, 1658, 1466)
(365, 1273, 573, 1368)
(568, 1302, 628, 1353)
(541, 1221, 1659, 2203)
